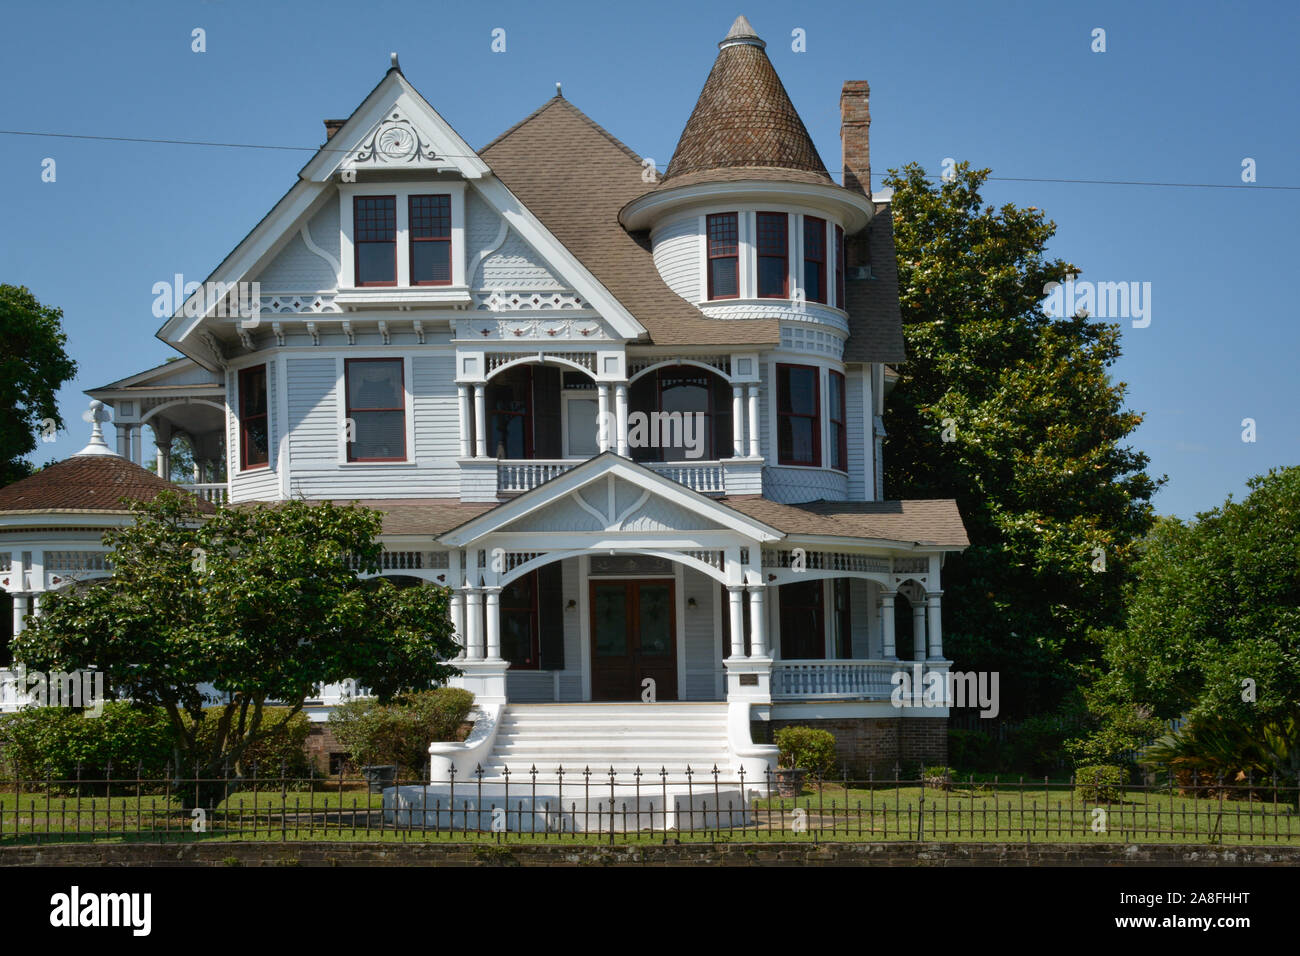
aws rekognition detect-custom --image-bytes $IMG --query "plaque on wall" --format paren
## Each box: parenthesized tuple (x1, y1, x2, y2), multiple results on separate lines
(589, 555, 673, 576)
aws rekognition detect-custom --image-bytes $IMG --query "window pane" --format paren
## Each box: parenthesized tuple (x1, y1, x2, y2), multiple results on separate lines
(638, 585, 672, 656)
(567, 398, 599, 457)
(756, 213, 787, 256)
(350, 410, 404, 459)
(710, 257, 737, 298)
(348, 361, 403, 410)
(778, 416, 816, 464)
(356, 242, 395, 284)
(354, 197, 395, 240)
(594, 587, 628, 657)
(242, 372, 267, 417)
(409, 195, 450, 238)
(707, 213, 737, 256)
(778, 366, 818, 415)
(757, 256, 786, 297)
(411, 240, 450, 284)
(243, 420, 268, 466)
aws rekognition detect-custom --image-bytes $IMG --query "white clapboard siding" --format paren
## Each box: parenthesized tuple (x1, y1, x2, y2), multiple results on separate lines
(652, 213, 701, 302)
(846, 367, 867, 499)
(682, 568, 716, 700)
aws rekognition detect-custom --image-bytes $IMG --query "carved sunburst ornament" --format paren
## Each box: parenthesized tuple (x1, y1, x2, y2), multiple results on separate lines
(353, 114, 441, 165)
(378, 125, 417, 160)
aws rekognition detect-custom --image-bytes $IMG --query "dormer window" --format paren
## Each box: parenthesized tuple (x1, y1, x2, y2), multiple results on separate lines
(354, 196, 397, 286)
(706, 213, 739, 299)
(409, 194, 451, 285)
(756, 212, 788, 298)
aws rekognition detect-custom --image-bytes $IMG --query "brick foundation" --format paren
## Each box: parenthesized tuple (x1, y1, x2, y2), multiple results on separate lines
(303, 724, 349, 775)
(759, 717, 947, 776)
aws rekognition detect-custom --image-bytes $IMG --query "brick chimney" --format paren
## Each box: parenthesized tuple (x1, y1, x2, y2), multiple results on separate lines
(840, 81, 871, 198)
(323, 118, 347, 142)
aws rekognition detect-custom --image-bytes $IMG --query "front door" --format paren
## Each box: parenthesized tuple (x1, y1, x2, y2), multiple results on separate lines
(589, 579, 678, 701)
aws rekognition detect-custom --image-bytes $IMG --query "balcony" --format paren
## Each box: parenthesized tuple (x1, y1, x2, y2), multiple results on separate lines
(771, 660, 902, 701)
(178, 482, 229, 505)
(493, 459, 736, 497)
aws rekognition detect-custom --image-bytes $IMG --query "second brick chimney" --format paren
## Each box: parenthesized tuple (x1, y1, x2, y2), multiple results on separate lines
(840, 81, 871, 198)
(323, 118, 347, 143)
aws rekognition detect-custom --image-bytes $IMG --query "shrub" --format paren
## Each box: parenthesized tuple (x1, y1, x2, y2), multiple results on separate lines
(922, 765, 954, 790)
(947, 728, 995, 772)
(1074, 764, 1126, 802)
(329, 688, 474, 775)
(0, 703, 174, 789)
(183, 707, 314, 780)
(774, 726, 837, 779)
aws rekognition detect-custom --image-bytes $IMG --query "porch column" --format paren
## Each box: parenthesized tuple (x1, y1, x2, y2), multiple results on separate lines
(614, 381, 629, 456)
(912, 600, 927, 662)
(12, 595, 27, 635)
(597, 384, 611, 452)
(747, 583, 767, 656)
(473, 384, 487, 458)
(484, 587, 502, 661)
(926, 591, 944, 660)
(727, 585, 746, 658)
(29, 593, 41, 616)
(880, 593, 896, 659)
(457, 385, 472, 458)
(129, 425, 142, 466)
(747, 385, 760, 458)
(465, 589, 484, 659)
(155, 441, 169, 478)
(731, 386, 744, 457)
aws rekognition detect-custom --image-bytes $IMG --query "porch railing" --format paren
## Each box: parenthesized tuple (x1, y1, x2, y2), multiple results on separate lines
(645, 461, 725, 494)
(178, 482, 229, 505)
(496, 459, 727, 495)
(497, 460, 574, 494)
(771, 660, 899, 700)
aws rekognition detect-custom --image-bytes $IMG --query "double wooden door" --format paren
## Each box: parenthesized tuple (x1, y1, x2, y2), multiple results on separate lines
(589, 579, 677, 701)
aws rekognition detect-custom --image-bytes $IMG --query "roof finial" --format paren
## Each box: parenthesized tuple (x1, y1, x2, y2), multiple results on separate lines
(720, 14, 764, 49)
(390, 51, 401, 72)
(76, 400, 116, 457)
(556, 81, 563, 98)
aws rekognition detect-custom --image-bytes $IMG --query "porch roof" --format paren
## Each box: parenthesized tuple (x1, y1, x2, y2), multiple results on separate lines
(717, 496, 969, 548)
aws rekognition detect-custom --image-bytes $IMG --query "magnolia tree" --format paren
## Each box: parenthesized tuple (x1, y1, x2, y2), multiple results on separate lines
(14, 492, 458, 803)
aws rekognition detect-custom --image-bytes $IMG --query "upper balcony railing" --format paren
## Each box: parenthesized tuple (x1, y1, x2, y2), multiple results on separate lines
(178, 483, 229, 505)
(496, 459, 728, 496)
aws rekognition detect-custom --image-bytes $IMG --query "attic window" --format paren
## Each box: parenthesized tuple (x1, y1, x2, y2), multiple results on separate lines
(354, 196, 397, 286)
(706, 213, 739, 300)
(409, 194, 451, 285)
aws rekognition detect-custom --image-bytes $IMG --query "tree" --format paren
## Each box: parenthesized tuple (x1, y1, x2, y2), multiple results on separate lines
(1079, 467, 1300, 767)
(13, 492, 459, 804)
(881, 162, 1160, 719)
(0, 285, 78, 485)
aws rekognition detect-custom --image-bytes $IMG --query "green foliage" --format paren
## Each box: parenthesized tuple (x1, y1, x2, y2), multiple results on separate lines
(1079, 467, 1300, 762)
(184, 707, 313, 779)
(0, 285, 78, 485)
(12, 494, 459, 801)
(947, 729, 995, 772)
(774, 726, 837, 778)
(0, 703, 173, 785)
(1074, 764, 1126, 802)
(922, 766, 954, 789)
(328, 688, 475, 774)
(1140, 708, 1300, 787)
(881, 164, 1159, 719)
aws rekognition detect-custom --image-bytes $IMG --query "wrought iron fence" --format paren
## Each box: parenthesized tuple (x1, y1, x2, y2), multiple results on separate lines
(0, 764, 1296, 846)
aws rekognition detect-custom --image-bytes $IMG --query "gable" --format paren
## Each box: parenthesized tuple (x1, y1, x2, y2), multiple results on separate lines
(252, 196, 340, 290)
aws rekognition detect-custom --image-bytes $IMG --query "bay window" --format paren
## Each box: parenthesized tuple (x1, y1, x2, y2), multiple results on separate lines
(238, 364, 269, 470)
(706, 212, 739, 299)
(803, 216, 827, 303)
(776, 363, 820, 466)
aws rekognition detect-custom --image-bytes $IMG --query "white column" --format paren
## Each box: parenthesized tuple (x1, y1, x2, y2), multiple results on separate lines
(130, 425, 142, 466)
(614, 382, 629, 456)
(473, 384, 487, 458)
(727, 586, 746, 658)
(912, 601, 927, 662)
(881, 593, 896, 659)
(155, 442, 168, 478)
(29, 593, 41, 616)
(457, 385, 471, 458)
(465, 589, 484, 659)
(747, 385, 760, 458)
(731, 386, 744, 458)
(12, 595, 27, 635)
(747, 584, 767, 657)
(927, 592, 944, 660)
(484, 588, 502, 660)
(597, 384, 611, 452)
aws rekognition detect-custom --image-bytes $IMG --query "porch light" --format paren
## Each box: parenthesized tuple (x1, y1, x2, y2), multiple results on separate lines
(687, 597, 697, 609)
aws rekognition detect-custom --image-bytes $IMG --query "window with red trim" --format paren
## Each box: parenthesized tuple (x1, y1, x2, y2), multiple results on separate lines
(706, 213, 739, 299)
(835, 224, 846, 307)
(238, 365, 269, 470)
(777, 363, 820, 466)
(829, 370, 847, 471)
(804, 216, 827, 303)
(756, 212, 788, 298)
(345, 358, 406, 461)
(409, 194, 451, 285)
(354, 196, 396, 286)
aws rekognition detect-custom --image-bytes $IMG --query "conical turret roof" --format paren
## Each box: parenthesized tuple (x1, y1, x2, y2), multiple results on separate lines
(661, 15, 831, 186)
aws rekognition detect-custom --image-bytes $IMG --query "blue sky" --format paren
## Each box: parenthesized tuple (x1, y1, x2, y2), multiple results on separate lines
(1, 0, 1296, 518)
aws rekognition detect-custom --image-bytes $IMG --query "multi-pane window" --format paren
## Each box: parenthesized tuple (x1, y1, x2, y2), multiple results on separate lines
(829, 370, 847, 471)
(756, 212, 788, 298)
(353, 197, 397, 286)
(345, 358, 405, 461)
(776, 363, 820, 466)
(238, 365, 269, 470)
(835, 224, 846, 308)
(706, 213, 739, 299)
(409, 194, 451, 285)
(804, 216, 827, 303)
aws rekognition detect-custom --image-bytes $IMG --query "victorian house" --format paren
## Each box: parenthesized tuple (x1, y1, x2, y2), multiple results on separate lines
(1, 17, 966, 779)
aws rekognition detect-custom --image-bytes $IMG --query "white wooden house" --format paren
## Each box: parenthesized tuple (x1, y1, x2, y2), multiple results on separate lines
(1, 17, 967, 780)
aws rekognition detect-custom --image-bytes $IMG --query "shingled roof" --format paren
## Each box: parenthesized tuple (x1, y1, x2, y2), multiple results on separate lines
(662, 16, 831, 185)
(480, 97, 779, 348)
(718, 496, 968, 548)
(0, 454, 215, 515)
(843, 201, 907, 364)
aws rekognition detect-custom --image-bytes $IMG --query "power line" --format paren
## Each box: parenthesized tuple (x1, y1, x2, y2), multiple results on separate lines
(1, 127, 1295, 191)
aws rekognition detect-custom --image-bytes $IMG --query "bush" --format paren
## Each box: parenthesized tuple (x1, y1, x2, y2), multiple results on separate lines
(774, 726, 837, 779)
(329, 688, 474, 775)
(184, 707, 314, 780)
(922, 765, 954, 790)
(0, 703, 174, 788)
(1074, 764, 1126, 802)
(947, 728, 995, 772)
